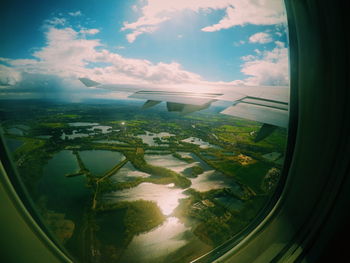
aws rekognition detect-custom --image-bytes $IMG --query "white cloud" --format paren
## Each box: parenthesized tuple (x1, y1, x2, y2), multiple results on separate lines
(30, 27, 101, 75)
(80, 28, 100, 35)
(0, 57, 14, 63)
(93, 50, 202, 84)
(45, 17, 67, 26)
(275, 31, 282, 37)
(201, 0, 285, 32)
(0, 20, 288, 100)
(122, 15, 169, 43)
(126, 31, 143, 43)
(122, 0, 286, 42)
(249, 32, 273, 44)
(115, 45, 126, 50)
(240, 41, 289, 85)
(69, 11, 82, 17)
(0, 65, 22, 86)
(3, 26, 203, 87)
(241, 54, 255, 61)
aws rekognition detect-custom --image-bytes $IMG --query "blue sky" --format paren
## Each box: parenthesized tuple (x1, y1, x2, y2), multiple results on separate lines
(0, 0, 289, 100)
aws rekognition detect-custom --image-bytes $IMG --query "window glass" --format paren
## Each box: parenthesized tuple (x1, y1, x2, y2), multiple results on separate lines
(0, 1, 289, 262)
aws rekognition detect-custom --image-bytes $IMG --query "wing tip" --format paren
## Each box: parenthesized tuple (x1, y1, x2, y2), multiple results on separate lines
(79, 78, 101, 87)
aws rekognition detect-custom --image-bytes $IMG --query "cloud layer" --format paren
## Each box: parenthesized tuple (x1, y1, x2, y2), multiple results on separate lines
(0, 24, 208, 100)
(122, 0, 286, 42)
(0, 64, 22, 86)
(240, 41, 289, 85)
(2, 24, 288, 88)
(4, 25, 205, 84)
(0, 4, 289, 100)
(249, 32, 273, 44)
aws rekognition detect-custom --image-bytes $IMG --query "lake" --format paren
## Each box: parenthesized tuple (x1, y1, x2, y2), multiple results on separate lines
(68, 122, 99, 127)
(39, 148, 241, 263)
(137, 131, 175, 146)
(104, 182, 186, 216)
(88, 125, 113, 134)
(79, 150, 125, 175)
(181, 137, 222, 149)
(145, 153, 197, 173)
(60, 130, 90, 140)
(39, 150, 91, 216)
(94, 140, 128, 145)
(109, 161, 150, 182)
(99, 149, 240, 262)
(119, 217, 198, 263)
(4, 138, 23, 152)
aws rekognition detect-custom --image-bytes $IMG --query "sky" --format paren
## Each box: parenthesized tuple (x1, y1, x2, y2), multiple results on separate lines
(0, 0, 289, 101)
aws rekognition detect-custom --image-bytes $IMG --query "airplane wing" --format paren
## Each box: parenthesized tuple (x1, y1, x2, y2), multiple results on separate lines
(79, 78, 289, 141)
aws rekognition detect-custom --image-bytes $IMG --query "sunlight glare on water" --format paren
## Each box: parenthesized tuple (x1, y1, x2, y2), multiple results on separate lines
(104, 182, 187, 216)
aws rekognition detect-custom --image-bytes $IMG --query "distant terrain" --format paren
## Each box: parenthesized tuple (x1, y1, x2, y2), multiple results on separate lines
(0, 99, 286, 263)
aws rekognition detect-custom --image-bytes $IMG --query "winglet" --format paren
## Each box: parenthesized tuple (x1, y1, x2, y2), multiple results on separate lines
(79, 78, 101, 87)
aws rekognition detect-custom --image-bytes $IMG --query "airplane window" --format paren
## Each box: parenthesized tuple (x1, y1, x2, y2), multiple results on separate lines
(0, 1, 289, 262)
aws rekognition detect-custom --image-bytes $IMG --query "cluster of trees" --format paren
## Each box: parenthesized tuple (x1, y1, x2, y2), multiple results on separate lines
(96, 200, 165, 243)
(174, 187, 255, 246)
(172, 152, 194, 163)
(182, 165, 204, 178)
(127, 151, 192, 188)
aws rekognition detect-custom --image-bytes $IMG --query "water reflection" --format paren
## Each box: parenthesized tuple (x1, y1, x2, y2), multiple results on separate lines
(110, 161, 150, 182)
(119, 217, 189, 263)
(68, 122, 99, 127)
(191, 170, 229, 192)
(145, 154, 196, 173)
(2, 97, 286, 263)
(60, 130, 90, 140)
(181, 137, 221, 149)
(104, 182, 186, 216)
(87, 125, 113, 134)
(94, 140, 128, 145)
(137, 131, 175, 146)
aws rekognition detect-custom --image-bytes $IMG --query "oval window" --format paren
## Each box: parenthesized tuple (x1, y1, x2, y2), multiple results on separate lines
(0, 1, 289, 262)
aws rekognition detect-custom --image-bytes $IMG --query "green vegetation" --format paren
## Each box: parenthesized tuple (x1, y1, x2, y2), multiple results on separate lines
(191, 166, 204, 176)
(96, 200, 165, 240)
(174, 188, 269, 246)
(126, 151, 192, 188)
(208, 159, 273, 194)
(172, 152, 195, 163)
(56, 114, 79, 119)
(39, 122, 67, 129)
(0, 100, 286, 263)
(14, 138, 46, 159)
(183, 165, 204, 178)
(42, 211, 75, 244)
